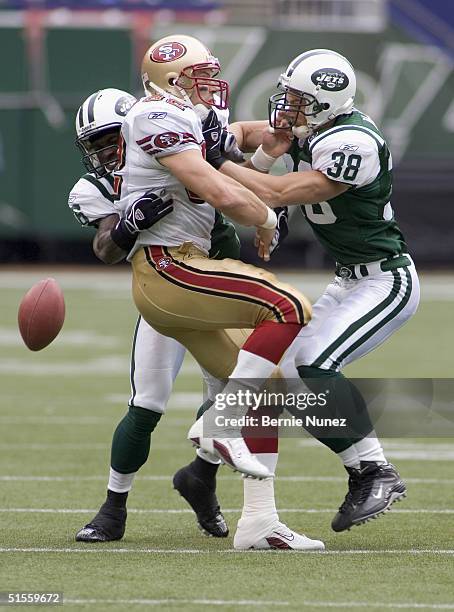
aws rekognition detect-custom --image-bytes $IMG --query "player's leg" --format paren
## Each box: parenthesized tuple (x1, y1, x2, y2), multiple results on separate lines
(132, 245, 310, 476)
(233, 421, 324, 551)
(329, 263, 420, 530)
(295, 262, 420, 531)
(175, 329, 324, 551)
(76, 316, 186, 542)
(173, 367, 228, 538)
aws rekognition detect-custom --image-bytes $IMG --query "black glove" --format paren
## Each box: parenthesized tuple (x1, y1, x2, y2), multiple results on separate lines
(269, 207, 289, 255)
(111, 190, 173, 252)
(202, 110, 227, 170)
(221, 130, 246, 164)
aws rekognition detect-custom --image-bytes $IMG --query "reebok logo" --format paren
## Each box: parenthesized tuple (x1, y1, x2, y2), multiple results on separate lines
(135, 209, 145, 221)
(339, 143, 359, 152)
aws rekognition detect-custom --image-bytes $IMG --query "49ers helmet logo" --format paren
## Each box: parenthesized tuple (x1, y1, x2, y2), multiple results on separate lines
(151, 42, 187, 63)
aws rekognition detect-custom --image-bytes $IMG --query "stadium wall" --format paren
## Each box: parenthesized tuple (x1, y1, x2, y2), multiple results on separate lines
(0, 14, 453, 266)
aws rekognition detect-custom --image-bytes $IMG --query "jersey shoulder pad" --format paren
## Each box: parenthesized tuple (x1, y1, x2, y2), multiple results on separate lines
(68, 174, 116, 227)
(132, 97, 202, 158)
(309, 126, 382, 187)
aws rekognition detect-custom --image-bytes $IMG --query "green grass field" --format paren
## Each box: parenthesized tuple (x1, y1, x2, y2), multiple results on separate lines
(1, 269, 453, 611)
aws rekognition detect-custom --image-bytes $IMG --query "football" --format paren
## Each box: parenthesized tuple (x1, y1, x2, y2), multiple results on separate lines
(18, 278, 65, 351)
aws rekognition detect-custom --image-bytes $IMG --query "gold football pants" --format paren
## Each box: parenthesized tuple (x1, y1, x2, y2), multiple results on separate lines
(132, 243, 311, 379)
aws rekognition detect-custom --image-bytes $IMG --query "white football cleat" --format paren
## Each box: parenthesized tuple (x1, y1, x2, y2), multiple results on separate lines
(188, 419, 272, 479)
(234, 520, 325, 551)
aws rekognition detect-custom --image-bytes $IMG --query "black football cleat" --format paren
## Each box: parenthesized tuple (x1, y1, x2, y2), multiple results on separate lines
(75, 503, 127, 542)
(173, 463, 229, 538)
(331, 461, 407, 532)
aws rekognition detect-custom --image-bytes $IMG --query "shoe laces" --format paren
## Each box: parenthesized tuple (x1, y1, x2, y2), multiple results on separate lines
(338, 469, 362, 513)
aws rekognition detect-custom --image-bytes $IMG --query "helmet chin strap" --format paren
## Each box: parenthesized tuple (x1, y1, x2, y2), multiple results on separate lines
(145, 79, 193, 107)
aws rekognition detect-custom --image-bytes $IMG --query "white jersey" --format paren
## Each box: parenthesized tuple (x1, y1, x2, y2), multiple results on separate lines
(68, 173, 116, 227)
(115, 94, 228, 260)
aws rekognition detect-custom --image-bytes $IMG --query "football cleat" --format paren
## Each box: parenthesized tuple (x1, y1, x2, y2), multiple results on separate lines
(187, 418, 272, 479)
(173, 464, 228, 537)
(75, 503, 127, 542)
(234, 520, 325, 551)
(331, 461, 407, 532)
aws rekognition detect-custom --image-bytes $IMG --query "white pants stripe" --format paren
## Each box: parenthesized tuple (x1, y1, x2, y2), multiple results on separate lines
(293, 260, 420, 372)
(129, 316, 186, 413)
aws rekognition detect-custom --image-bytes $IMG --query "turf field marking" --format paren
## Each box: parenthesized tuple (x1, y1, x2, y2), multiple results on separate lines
(1, 271, 453, 301)
(1, 547, 454, 556)
(2, 475, 454, 485)
(0, 358, 200, 377)
(0, 416, 112, 425)
(63, 600, 454, 609)
(0, 328, 120, 348)
(0, 356, 129, 376)
(1, 507, 454, 515)
(0, 444, 108, 450)
(105, 391, 202, 408)
(65, 598, 289, 607)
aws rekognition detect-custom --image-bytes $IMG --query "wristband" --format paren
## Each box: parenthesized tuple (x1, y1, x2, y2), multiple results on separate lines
(250, 145, 276, 172)
(110, 219, 137, 252)
(259, 207, 277, 230)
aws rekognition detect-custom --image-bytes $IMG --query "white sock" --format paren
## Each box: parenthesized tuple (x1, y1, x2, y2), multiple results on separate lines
(354, 433, 387, 464)
(238, 452, 279, 531)
(255, 452, 278, 474)
(338, 445, 360, 469)
(241, 476, 278, 522)
(230, 349, 277, 380)
(108, 467, 136, 493)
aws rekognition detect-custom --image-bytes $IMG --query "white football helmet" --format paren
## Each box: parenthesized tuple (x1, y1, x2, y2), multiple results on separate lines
(269, 49, 356, 138)
(75, 88, 136, 177)
(141, 34, 229, 110)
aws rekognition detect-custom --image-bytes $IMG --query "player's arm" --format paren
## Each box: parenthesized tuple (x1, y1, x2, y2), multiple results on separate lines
(93, 214, 125, 265)
(159, 149, 275, 228)
(228, 120, 268, 153)
(93, 193, 173, 264)
(217, 162, 349, 206)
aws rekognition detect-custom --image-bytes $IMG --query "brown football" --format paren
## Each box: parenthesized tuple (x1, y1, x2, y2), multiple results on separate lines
(18, 278, 65, 351)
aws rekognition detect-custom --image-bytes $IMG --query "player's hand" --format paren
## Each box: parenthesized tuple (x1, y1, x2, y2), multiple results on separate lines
(269, 207, 289, 255)
(221, 131, 245, 164)
(111, 190, 173, 252)
(202, 110, 227, 170)
(255, 226, 276, 262)
(261, 123, 293, 158)
(255, 207, 289, 260)
(124, 190, 173, 233)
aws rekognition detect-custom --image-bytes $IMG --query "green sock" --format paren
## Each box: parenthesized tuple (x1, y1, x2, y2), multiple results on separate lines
(111, 405, 162, 474)
(196, 399, 214, 421)
(297, 366, 374, 453)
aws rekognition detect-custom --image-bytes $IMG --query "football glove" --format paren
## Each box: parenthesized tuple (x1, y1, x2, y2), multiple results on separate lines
(221, 131, 245, 164)
(202, 110, 227, 170)
(111, 190, 173, 252)
(269, 207, 289, 255)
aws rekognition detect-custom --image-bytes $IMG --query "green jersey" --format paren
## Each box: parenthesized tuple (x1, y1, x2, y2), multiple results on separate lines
(210, 211, 241, 260)
(285, 110, 407, 265)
